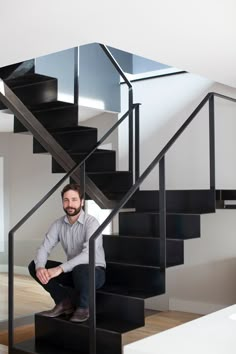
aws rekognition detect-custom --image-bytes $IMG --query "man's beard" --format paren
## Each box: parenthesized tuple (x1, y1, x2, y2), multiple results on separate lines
(64, 205, 82, 217)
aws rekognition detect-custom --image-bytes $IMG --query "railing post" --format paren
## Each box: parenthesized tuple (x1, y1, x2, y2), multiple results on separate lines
(8, 231, 14, 350)
(89, 241, 96, 354)
(159, 156, 166, 281)
(129, 89, 133, 180)
(209, 94, 215, 190)
(80, 162, 85, 199)
(135, 104, 140, 182)
(74, 47, 79, 105)
(99, 44, 134, 182)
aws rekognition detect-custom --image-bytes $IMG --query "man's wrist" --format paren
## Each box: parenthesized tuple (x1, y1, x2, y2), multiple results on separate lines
(58, 266, 64, 273)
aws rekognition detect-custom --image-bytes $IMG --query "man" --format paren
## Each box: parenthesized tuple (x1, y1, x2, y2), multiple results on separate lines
(28, 183, 106, 322)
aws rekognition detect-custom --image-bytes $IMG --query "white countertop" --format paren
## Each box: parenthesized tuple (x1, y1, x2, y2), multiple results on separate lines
(124, 305, 236, 354)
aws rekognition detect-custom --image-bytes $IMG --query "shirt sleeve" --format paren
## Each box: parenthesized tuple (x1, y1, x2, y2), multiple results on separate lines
(34, 220, 60, 269)
(60, 216, 101, 273)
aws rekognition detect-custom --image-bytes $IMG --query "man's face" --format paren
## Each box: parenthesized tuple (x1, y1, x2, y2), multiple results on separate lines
(62, 189, 83, 217)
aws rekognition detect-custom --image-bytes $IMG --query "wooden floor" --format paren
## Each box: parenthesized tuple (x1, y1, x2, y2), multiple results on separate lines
(0, 273, 202, 353)
(0, 273, 53, 322)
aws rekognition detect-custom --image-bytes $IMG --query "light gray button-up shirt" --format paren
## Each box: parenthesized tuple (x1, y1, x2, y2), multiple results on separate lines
(34, 209, 106, 273)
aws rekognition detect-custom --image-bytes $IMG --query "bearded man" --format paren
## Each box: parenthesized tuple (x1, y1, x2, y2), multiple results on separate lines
(28, 183, 106, 322)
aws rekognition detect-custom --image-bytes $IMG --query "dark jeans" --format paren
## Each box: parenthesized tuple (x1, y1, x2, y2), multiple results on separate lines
(28, 260, 106, 308)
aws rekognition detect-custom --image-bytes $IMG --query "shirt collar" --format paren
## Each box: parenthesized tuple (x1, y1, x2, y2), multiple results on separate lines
(63, 209, 85, 225)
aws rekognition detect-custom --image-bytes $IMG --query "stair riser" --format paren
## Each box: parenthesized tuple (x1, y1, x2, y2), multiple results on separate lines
(106, 263, 165, 294)
(216, 190, 236, 200)
(14, 105, 78, 132)
(35, 315, 122, 354)
(52, 151, 116, 173)
(33, 130, 98, 153)
(0, 60, 34, 80)
(104, 236, 184, 267)
(71, 172, 133, 194)
(97, 292, 144, 326)
(119, 213, 200, 239)
(88, 172, 133, 193)
(0, 79, 57, 109)
(8, 348, 29, 354)
(135, 190, 216, 213)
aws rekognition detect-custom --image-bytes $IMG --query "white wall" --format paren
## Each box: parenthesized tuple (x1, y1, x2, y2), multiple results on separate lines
(0, 157, 4, 252)
(0, 133, 68, 268)
(119, 73, 236, 314)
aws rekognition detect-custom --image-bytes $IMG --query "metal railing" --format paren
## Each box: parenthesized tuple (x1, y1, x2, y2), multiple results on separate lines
(87, 91, 236, 354)
(2, 42, 236, 354)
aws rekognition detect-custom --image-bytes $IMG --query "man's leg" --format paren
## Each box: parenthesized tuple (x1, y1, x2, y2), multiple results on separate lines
(70, 264, 106, 322)
(28, 260, 75, 317)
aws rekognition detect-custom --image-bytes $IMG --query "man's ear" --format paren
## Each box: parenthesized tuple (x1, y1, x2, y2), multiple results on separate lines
(81, 199, 84, 207)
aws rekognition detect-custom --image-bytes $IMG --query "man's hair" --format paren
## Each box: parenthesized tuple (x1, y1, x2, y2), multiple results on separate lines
(61, 183, 84, 199)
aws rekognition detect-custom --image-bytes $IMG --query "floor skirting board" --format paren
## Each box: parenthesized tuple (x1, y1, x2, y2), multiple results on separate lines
(0, 266, 29, 275)
(169, 297, 230, 315)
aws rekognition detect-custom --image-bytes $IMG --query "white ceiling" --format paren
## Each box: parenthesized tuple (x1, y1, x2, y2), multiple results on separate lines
(1, 0, 236, 88)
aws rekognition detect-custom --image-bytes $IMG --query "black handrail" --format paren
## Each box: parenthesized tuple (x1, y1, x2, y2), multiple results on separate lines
(88, 91, 236, 354)
(99, 44, 132, 88)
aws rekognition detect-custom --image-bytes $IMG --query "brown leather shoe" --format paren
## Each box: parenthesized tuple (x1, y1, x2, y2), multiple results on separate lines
(40, 299, 74, 318)
(70, 307, 89, 322)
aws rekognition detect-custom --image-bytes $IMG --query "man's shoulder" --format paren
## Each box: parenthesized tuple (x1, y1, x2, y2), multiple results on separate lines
(83, 212, 99, 225)
(51, 215, 66, 227)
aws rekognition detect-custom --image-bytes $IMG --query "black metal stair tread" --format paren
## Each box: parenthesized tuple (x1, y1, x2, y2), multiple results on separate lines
(69, 149, 116, 156)
(216, 189, 236, 200)
(121, 211, 200, 216)
(52, 149, 116, 159)
(95, 316, 140, 333)
(107, 260, 160, 269)
(99, 284, 163, 299)
(37, 313, 140, 335)
(97, 287, 145, 300)
(45, 126, 97, 133)
(103, 233, 185, 241)
(28, 101, 78, 111)
(13, 337, 86, 354)
(135, 189, 216, 214)
(4, 73, 56, 88)
(88, 171, 132, 175)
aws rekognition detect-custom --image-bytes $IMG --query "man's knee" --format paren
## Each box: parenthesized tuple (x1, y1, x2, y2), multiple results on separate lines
(72, 264, 89, 283)
(73, 264, 89, 274)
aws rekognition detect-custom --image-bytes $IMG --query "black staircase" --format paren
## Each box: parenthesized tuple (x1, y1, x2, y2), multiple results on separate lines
(1, 49, 236, 354)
